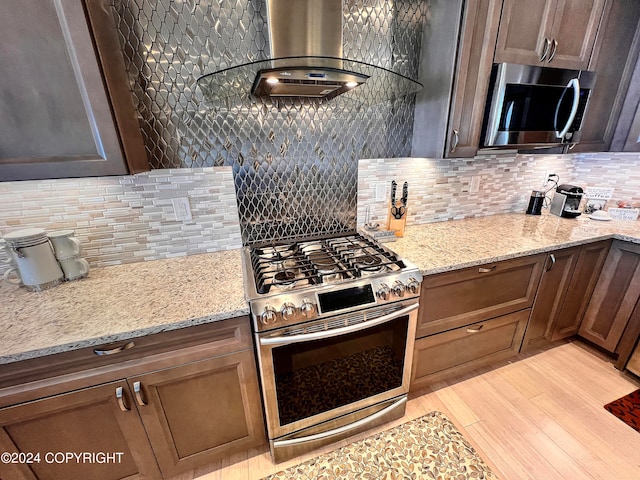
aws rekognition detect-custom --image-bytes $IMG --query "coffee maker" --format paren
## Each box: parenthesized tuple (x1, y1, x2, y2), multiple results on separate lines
(550, 184, 584, 218)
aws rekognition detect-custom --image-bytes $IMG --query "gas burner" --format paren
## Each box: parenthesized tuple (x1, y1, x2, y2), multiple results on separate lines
(273, 270, 298, 290)
(257, 244, 298, 262)
(307, 251, 338, 274)
(354, 255, 387, 275)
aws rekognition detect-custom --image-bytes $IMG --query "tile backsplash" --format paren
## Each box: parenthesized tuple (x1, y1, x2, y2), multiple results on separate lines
(358, 152, 640, 228)
(1, 152, 638, 275)
(0, 167, 241, 274)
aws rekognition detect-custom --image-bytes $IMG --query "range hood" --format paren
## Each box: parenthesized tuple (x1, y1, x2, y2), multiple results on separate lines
(196, 0, 422, 105)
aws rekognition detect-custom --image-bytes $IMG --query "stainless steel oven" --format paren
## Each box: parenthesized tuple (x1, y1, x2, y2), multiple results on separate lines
(241, 233, 422, 462)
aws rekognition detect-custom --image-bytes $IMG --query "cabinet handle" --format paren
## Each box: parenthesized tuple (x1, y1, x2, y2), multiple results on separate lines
(449, 129, 459, 153)
(133, 381, 147, 407)
(94, 341, 135, 356)
(548, 39, 558, 62)
(546, 253, 556, 272)
(478, 265, 497, 273)
(116, 386, 130, 412)
(540, 38, 551, 62)
(467, 324, 484, 333)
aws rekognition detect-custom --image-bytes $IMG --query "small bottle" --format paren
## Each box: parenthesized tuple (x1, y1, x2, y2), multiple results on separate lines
(526, 190, 545, 215)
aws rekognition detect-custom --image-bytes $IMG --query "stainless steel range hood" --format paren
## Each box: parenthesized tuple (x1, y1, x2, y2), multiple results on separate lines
(197, 0, 422, 105)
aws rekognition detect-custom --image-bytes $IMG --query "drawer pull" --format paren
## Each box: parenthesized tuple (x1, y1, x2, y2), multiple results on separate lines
(133, 381, 147, 407)
(546, 253, 556, 272)
(478, 265, 496, 273)
(94, 341, 135, 356)
(466, 325, 484, 333)
(116, 387, 130, 412)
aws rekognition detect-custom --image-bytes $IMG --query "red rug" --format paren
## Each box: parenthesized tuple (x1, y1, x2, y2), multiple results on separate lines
(604, 389, 640, 433)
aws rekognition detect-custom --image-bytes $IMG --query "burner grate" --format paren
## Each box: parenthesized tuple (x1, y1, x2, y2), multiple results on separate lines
(249, 233, 405, 293)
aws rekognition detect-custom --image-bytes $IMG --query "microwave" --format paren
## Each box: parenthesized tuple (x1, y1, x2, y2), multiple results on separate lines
(481, 63, 596, 150)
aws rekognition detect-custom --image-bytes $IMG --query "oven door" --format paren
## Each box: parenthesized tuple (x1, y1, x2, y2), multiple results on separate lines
(256, 300, 418, 440)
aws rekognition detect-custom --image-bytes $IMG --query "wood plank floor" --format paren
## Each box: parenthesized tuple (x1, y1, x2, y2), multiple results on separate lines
(171, 340, 640, 480)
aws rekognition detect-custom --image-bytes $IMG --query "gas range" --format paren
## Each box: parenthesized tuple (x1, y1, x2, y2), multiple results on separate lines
(242, 232, 422, 332)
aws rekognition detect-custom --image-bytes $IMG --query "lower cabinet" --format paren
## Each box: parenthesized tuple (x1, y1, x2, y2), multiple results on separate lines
(0, 317, 265, 480)
(579, 240, 640, 353)
(411, 254, 545, 390)
(0, 381, 160, 480)
(521, 240, 610, 351)
(128, 351, 264, 478)
(411, 309, 529, 389)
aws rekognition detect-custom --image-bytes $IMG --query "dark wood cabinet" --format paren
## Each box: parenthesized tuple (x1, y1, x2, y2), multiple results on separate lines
(494, 0, 606, 70)
(416, 254, 545, 338)
(411, 254, 544, 389)
(445, 0, 502, 158)
(128, 351, 265, 478)
(572, 0, 640, 153)
(0, 317, 265, 480)
(579, 240, 640, 353)
(521, 240, 610, 352)
(0, 381, 160, 480)
(0, 0, 147, 181)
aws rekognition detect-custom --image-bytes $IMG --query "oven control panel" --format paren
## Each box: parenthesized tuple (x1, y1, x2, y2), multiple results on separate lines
(251, 273, 422, 331)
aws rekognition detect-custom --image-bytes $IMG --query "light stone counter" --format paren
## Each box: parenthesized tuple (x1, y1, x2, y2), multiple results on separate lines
(0, 249, 248, 364)
(3, 212, 640, 365)
(385, 211, 640, 275)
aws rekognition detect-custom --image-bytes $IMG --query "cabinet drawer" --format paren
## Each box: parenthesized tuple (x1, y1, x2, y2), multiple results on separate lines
(417, 254, 544, 337)
(410, 309, 529, 390)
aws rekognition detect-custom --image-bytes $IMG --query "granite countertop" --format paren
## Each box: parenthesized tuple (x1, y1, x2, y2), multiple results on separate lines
(385, 211, 640, 275)
(0, 249, 248, 364)
(2, 212, 640, 365)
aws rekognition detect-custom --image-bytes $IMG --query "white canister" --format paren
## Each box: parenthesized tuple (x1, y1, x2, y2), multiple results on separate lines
(48, 230, 82, 260)
(2, 229, 63, 291)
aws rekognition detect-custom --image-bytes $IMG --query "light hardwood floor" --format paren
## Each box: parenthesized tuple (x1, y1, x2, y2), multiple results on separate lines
(172, 340, 640, 480)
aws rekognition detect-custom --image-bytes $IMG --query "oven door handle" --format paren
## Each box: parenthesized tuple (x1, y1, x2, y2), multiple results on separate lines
(259, 303, 419, 346)
(272, 396, 407, 448)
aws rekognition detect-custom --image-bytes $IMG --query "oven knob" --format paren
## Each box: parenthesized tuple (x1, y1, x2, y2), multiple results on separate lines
(377, 283, 391, 301)
(392, 281, 406, 297)
(281, 302, 296, 320)
(300, 299, 316, 318)
(406, 277, 420, 295)
(260, 306, 277, 326)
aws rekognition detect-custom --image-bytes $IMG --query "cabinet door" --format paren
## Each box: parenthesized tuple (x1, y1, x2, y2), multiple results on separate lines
(417, 254, 545, 338)
(0, 381, 160, 480)
(572, 0, 640, 152)
(521, 247, 580, 352)
(128, 351, 265, 478)
(548, 240, 610, 340)
(0, 0, 147, 181)
(547, 0, 607, 70)
(445, 0, 502, 158)
(579, 241, 640, 352)
(494, 0, 557, 66)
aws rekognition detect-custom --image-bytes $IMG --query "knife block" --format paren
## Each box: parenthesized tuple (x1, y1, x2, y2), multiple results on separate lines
(387, 203, 407, 237)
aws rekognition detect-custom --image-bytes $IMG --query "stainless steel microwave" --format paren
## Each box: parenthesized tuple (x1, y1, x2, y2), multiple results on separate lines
(481, 63, 596, 149)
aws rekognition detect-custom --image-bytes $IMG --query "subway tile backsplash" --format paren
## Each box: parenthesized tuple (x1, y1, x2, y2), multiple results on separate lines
(0, 167, 242, 274)
(1, 152, 638, 275)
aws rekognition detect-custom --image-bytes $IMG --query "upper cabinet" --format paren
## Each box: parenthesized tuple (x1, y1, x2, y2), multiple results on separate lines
(494, 0, 607, 70)
(0, 0, 148, 182)
(444, 0, 502, 158)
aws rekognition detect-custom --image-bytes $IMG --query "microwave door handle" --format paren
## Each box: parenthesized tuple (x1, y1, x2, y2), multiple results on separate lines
(555, 78, 580, 139)
(259, 303, 419, 346)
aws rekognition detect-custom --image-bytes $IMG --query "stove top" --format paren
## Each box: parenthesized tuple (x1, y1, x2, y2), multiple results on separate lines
(242, 233, 422, 332)
(249, 233, 406, 294)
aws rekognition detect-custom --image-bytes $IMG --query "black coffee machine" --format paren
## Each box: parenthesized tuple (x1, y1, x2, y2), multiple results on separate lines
(550, 184, 584, 218)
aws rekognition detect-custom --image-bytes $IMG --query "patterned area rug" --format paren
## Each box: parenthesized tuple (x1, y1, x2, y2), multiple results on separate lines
(263, 411, 498, 479)
(604, 388, 640, 433)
